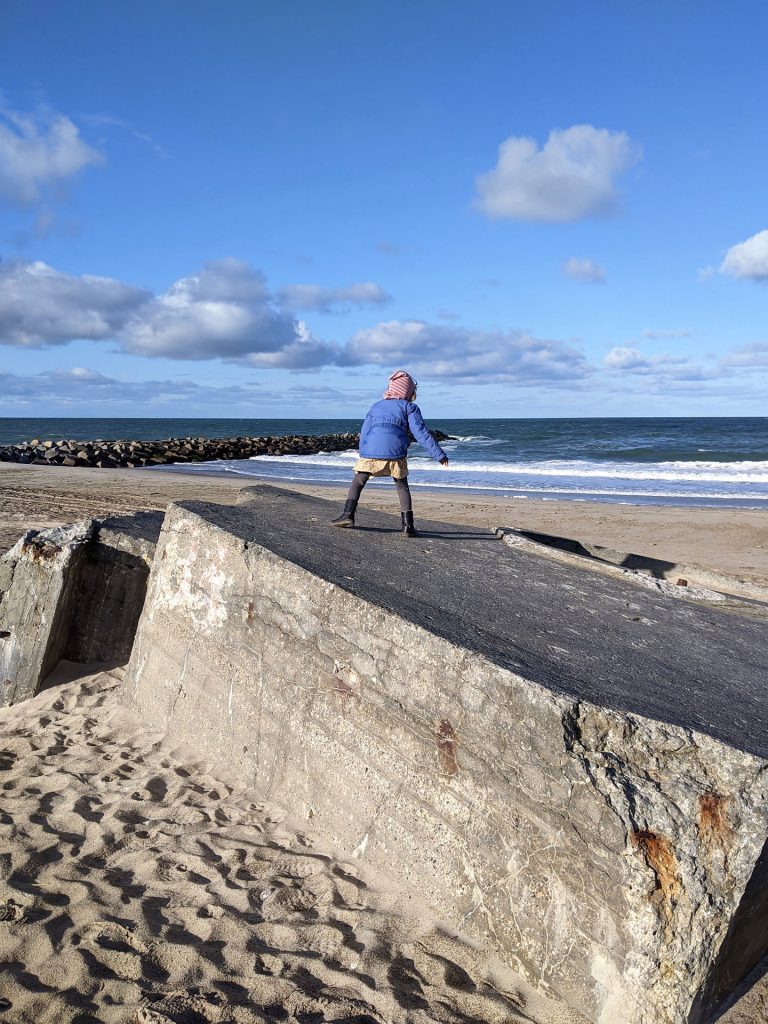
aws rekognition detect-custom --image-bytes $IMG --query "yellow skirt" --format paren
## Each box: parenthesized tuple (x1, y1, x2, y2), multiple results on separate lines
(354, 457, 409, 479)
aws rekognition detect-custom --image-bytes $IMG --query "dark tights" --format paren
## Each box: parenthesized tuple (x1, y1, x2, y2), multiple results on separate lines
(346, 471, 412, 512)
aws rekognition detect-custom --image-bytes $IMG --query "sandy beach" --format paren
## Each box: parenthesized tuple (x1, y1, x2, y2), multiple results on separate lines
(2, 462, 768, 1023)
(0, 663, 588, 1024)
(1, 462, 766, 590)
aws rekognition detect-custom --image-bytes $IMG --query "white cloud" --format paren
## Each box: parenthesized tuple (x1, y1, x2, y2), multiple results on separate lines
(720, 230, 768, 281)
(642, 328, 691, 339)
(474, 124, 640, 222)
(0, 105, 103, 205)
(0, 366, 266, 408)
(343, 319, 591, 384)
(0, 260, 148, 347)
(604, 347, 709, 382)
(121, 259, 306, 360)
(604, 346, 648, 371)
(240, 322, 342, 369)
(0, 366, 380, 411)
(0, 257, 339, 368)
(563, 258, 606, 284)
(605, 341, 768, 390)
(721, 342, 768, 368)
(277, 281, 391, 313)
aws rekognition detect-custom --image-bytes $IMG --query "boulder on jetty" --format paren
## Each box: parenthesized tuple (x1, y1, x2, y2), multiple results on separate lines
(2, 485, 767, 1024)
(0, 429, 452, 469)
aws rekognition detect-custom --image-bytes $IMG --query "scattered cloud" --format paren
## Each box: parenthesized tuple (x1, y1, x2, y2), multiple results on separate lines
(599, 338, 768, 405)
(641, 328, 691, 340)
(602, 343, 768, 387)
(0, 366, 266, 409)
(721, 342, 768, 368)
(603, 346, 710, 381)
(720, 229, 768, 281)
(604, 346, 648, 371)
(277, 281, 391, 313)
(0, 366, 378, 411)
(0, 104, 103, 206)
(342, 319, 591, 384)
(0, 257, 594, 382)
(120, 259, 314, 362)
(436, 308, 461, 321)
(562, 258, 606, 284)
(0, 258, 340, 368)
(474, 124, 640, 222)
(0, 259, 149, 347)
(239, 325, 343, 369)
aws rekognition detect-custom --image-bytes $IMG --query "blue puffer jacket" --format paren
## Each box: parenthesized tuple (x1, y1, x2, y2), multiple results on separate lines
(358, 399, 446, 462)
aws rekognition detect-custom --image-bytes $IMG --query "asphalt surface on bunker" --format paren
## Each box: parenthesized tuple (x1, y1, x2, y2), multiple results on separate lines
(177, 485, 768, 760)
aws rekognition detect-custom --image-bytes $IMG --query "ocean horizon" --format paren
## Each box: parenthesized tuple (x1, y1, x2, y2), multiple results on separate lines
(2, 416, 767, 510)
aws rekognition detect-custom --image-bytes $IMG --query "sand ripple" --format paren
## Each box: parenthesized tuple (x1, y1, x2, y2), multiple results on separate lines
(0, 667, 587, 1024)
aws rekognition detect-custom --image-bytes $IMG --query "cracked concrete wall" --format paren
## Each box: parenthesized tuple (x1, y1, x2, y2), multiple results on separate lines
(122, 503, 768, 1024)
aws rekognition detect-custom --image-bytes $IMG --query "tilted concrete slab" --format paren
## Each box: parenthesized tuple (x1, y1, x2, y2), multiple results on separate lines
(119, 486, 768, 1024)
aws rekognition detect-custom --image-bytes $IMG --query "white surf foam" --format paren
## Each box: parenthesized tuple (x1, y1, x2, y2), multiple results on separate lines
(248, 452, 768, 484)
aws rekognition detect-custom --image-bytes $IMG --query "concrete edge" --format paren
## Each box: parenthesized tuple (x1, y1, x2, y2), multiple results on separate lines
(495, 527, 768, 616)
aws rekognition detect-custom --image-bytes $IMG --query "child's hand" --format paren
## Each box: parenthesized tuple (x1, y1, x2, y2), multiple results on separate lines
(440, 457, 449, 466)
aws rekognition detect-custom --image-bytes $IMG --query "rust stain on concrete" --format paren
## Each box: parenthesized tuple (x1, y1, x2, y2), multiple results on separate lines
(435, 719, 459, 776)
(245, 601, 255, 626)
(333, 677, 354, 698)
(331, 673, 357, 712)
(21, 538, 62, 562)
(632, 830, 680, 920)
(699, 791, 733, 854)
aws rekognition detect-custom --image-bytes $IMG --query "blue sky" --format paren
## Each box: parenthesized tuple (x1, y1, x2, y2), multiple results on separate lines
(1, 0, 767, 419)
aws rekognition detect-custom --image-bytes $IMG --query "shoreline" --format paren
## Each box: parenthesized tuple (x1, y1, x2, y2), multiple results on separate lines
(146, 462, 768, 511)
(1, 461, 766, 588)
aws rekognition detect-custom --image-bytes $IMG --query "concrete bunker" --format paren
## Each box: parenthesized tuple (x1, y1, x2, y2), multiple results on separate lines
(2, 486, 768, 1023)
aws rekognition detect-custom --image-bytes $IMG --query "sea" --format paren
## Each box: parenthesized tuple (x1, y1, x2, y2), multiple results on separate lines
(2, 417, 767, 509)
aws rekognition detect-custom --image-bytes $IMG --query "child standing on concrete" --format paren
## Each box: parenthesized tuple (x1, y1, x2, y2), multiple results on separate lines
(330, 370, 449, 536)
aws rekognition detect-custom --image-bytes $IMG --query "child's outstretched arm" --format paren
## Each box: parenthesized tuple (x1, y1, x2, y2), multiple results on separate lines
(407, 405, 448, 464)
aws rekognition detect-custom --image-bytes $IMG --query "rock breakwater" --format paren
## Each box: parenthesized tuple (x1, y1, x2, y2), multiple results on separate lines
(0, 430, 451, 469)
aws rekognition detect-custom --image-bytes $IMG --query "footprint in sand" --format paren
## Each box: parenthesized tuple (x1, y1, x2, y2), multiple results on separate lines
(0, 669, 590, 1024)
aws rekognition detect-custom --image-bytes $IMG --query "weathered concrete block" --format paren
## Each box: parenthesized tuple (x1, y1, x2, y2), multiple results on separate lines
(0, 522, 94, 704)
(122, 494, 768, 1024)
(0, 511, 163, 704)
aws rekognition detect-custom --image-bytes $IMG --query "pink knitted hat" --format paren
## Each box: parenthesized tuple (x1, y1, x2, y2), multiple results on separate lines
(383, 369, 417, 400)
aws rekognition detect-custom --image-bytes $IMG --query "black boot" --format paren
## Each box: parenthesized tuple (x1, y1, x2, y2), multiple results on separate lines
(330, 498, 357, 528)
(401, 511, 418, 537)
